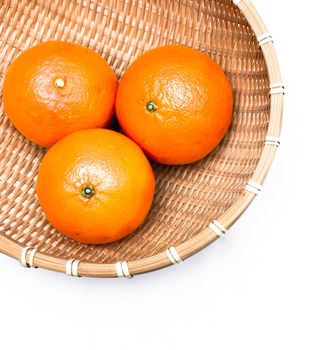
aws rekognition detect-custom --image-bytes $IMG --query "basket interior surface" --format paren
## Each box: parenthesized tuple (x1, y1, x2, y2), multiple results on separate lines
(0, 0, 270, 264)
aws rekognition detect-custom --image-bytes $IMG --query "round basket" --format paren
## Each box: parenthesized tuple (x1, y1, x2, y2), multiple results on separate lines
(0, 0, 284, 278)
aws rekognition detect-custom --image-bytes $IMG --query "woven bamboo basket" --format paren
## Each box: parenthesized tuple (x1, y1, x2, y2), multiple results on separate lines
(0, 0, 284, 278)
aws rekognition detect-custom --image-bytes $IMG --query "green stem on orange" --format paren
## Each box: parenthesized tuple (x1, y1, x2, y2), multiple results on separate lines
(81, 185, 95, 199)
(146, 101, 157, 113)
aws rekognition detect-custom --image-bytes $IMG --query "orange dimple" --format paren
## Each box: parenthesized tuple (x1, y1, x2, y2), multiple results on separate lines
(116, 45, 233, 165)
(3, 41, 118, 148)
(36, 129, 155, 244)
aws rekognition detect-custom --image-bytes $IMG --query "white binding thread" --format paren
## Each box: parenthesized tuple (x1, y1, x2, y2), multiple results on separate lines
(21, 247, 32, 267)
(72, 260, 80, 277)
(269, 82, 285, 95)
(66, 259, 75, 276)
(21, 247, 37, 268)
(115, 261, 132, 278)
(165, 247, 182, 264)
(265, 136, 281, 147)
(245, 180, 263, 195)
(232, 0, 242, 5)
(28, 248, 38, 268)
(66, 259, 81, 277)
(209, 220, 227, 237)
(257, 32, 273, 46)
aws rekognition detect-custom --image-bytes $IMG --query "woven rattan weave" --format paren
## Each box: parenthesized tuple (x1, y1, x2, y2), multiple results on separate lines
(0, 0, 283, 277)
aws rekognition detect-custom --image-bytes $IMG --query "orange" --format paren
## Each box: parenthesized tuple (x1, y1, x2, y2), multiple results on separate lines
(36, 129, 155, 244)
(3, 41, 117, 148)
(116, 45, 233, 165)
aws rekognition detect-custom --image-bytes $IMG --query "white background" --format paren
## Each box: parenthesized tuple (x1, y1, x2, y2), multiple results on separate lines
(0, 1, 312, 349)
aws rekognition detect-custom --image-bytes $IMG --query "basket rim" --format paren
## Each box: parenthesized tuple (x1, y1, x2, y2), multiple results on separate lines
(0, 0, 284, 278)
